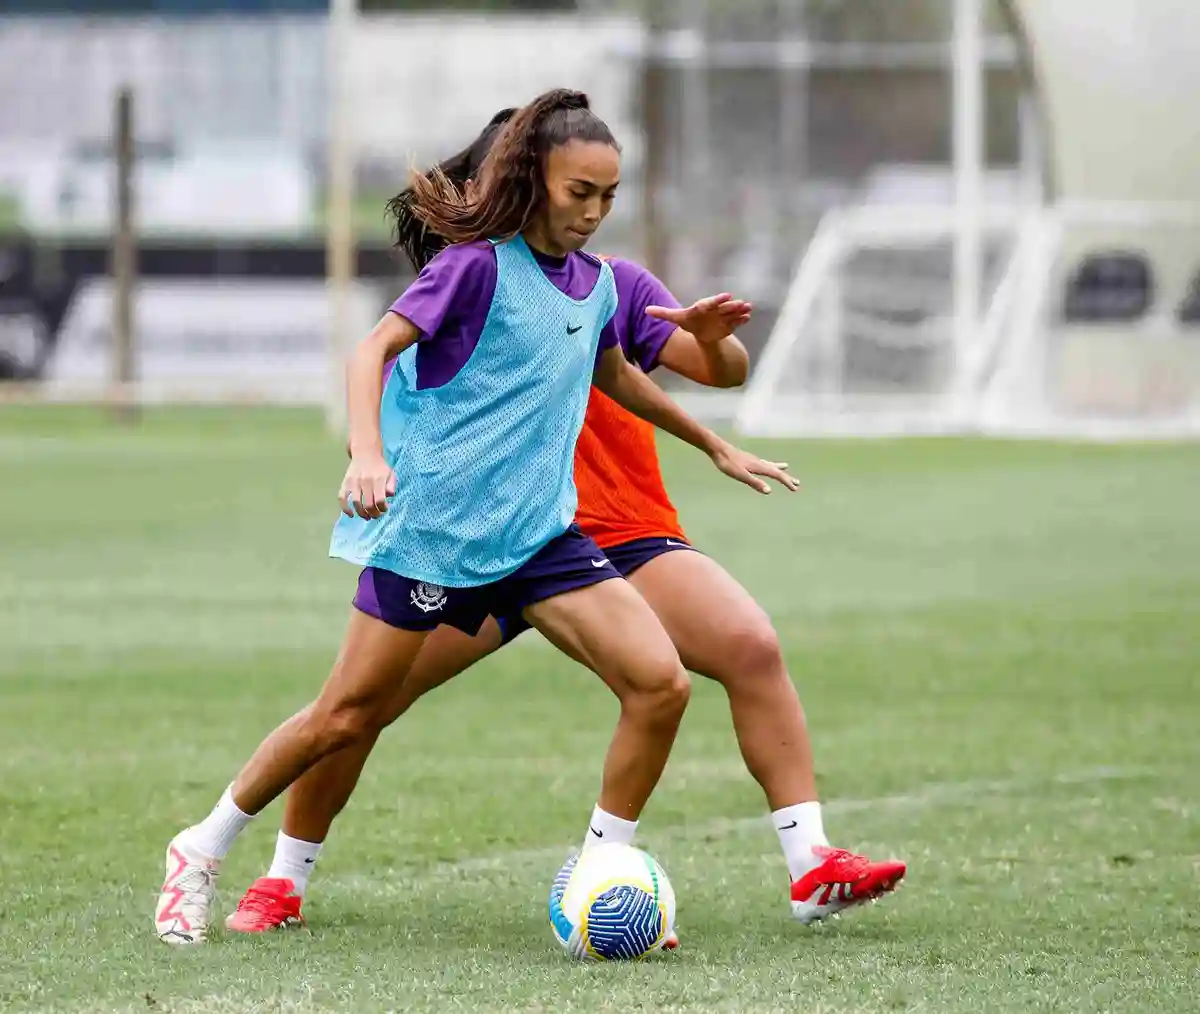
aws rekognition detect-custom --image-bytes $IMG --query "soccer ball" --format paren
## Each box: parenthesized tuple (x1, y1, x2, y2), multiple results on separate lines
(547, 843, 676, 961)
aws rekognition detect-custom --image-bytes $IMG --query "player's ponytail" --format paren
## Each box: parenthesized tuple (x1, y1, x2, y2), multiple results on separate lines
(387, 108, 517, 272)
(405, 89, 619, 250)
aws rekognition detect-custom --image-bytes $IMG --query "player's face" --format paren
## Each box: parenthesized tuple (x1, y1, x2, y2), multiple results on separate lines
(534, 139, 620, 256)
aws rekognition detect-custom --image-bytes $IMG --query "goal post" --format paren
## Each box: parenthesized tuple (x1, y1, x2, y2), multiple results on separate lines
(734, 200, 1200, 441)
(979, 201, 1200, 439)
(735, 204, 1026, 437)
(735, 0, 1200, 442)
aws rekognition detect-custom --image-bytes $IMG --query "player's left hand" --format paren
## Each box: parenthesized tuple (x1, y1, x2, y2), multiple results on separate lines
(709, 441, 799, 495)
(645, 293, 753, 345)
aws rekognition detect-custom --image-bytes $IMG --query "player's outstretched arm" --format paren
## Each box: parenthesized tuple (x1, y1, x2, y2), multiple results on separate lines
(592, 346, 798, 495)
(339, 311, 421, 520)
(646, 293, 752, 389)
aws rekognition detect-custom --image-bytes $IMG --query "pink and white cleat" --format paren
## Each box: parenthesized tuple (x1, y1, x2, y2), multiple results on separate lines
(155, 832, 220, 945)
(790, 846, 906, 924)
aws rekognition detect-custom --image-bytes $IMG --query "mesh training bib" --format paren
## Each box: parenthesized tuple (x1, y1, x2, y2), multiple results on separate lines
(330, 236, 617, 587)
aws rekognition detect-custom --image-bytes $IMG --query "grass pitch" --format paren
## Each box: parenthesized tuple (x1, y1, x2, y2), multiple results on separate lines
(1, 407, 1197, 1013)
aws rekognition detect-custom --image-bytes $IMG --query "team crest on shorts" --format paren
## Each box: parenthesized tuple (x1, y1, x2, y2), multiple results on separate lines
(410, 582, 448, 613)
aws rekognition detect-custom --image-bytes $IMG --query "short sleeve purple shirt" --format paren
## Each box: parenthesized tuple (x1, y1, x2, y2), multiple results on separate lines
(602, 257, 681, 373)
(389, 240, 620, 390)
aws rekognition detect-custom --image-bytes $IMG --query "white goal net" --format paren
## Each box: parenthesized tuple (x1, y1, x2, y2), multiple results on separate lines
(736, 201, 1200, 440)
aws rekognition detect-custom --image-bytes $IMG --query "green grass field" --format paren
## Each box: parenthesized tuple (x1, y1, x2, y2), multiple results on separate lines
(1, 407, 1197, 1014)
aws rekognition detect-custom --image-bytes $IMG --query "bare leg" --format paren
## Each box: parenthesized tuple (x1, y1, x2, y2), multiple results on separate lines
(230, 610, 428, 814)
(628, 550, 816, 809)
(526, 580, 690, 820)
(156, 609, 431, 943)
(280, 620, 505, 843)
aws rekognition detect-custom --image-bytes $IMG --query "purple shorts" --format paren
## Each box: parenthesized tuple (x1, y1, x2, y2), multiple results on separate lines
(495, 535, 698, 644)
(352, 525, 619, 636)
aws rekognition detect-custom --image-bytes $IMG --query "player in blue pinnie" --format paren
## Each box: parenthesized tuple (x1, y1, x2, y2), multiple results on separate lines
(155, 88, 798, 944)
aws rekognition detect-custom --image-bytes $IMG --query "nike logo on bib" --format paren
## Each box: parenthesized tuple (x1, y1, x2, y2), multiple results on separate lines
(567, 324, 583, 335)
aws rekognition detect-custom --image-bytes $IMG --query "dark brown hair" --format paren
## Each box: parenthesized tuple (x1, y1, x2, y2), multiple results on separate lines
(386, 107, 516, 272)
(395, 89, 618, 263)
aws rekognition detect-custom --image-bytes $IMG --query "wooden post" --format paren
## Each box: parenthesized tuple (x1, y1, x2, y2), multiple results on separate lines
(110, 87, 137, 422)
(326, 0, 357, 434)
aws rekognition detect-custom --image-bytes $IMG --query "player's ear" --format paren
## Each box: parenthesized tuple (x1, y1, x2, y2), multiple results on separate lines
(464, 177, 477, 198)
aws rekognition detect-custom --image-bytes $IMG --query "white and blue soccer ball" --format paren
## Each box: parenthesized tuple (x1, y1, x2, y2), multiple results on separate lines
(548, 843, 676, 961)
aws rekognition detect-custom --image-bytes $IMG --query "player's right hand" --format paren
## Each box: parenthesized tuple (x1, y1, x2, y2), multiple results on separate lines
(339, 454, 396, 520)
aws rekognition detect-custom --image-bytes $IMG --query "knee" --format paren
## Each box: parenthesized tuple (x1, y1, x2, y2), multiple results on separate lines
(625, 657, 692, 725)
(306, 700, 386, 754)
(715, 618, 787, 687)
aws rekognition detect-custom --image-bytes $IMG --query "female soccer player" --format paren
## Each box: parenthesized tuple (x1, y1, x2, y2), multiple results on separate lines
(220, 108, 906, 938)
(154, 89, 797, 945)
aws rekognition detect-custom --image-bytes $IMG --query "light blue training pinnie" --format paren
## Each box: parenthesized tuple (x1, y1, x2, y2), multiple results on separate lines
(330, 235, 617, 587)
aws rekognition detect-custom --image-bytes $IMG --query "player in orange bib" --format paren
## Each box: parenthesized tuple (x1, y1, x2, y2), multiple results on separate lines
(225, 109, 905, 935)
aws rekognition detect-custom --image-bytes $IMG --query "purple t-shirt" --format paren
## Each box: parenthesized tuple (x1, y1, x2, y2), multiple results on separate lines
(388, 242, 680, 390)
(603, 256, 680, 373)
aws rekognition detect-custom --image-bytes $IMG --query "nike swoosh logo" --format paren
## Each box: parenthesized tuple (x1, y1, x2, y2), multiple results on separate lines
(303, 857, 317, 864)
(776, 820, 799, 831)
(665, 539, 689, 548)
(591, 558, 610, 568)
(567, 324, 583, 335)
(590, 826, 603, 838)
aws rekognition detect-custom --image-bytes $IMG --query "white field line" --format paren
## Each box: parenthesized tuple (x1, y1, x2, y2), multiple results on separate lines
(322, 765, 1152, 897)
(66, 996, 879, 1014)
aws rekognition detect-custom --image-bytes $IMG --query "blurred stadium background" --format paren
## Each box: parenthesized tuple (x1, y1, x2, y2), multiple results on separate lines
(2, 5, 1198, 1013)
(3, 0, 1196, 436)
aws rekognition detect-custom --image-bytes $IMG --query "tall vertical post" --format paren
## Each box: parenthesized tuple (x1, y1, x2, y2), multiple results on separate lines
(778, 0, 809, 259)
(111, 87, 137, 422)
(639, 0, 670, 281)
(678, 0, 710, 294)
(326, 0, 357, 434)
(953, 0, 985, 376)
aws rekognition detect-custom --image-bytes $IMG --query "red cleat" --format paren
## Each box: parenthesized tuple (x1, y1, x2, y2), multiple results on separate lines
(225, 877, 304, 933)
(790, 847, 906, 924)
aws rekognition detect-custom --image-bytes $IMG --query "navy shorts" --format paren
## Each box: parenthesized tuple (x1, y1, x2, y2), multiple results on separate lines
(352, 525, 619, 636)
(495, 535, 698, 644)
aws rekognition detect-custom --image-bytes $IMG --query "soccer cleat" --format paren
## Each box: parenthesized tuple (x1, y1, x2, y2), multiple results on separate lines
(225, 877, 304, 933)
(155, 833, 220, 945)
(790, 846, 906, 925)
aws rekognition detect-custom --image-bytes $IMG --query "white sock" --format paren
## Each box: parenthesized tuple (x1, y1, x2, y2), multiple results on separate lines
(582, 804, 638, 851)
(266, 831, 324, 897)
(772, 800, 830, 880)
(184, 785, 254, 861)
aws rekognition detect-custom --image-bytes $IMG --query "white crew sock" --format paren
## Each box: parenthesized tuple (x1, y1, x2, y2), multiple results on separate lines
(266, 831, 324, 897)
(184, 785, 254, 861)
(582, 804, 639, 851)
(772, 800, 830, 881)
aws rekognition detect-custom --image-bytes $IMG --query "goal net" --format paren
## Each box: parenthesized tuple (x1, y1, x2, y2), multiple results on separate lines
(736, 202, 1023, 436)
(736, 202, 1200, 440)
(979, 204, 1200, 439)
